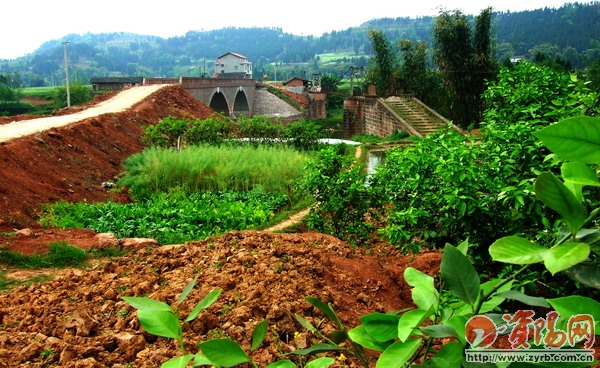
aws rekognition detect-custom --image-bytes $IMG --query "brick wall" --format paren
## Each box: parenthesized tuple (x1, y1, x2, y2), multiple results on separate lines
(343, 96, 410, 138)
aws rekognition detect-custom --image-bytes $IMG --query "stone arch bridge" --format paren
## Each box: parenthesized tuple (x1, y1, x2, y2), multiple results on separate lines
(144, 77, 255, 117)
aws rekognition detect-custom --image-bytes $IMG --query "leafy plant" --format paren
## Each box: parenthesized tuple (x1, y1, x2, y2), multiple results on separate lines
(490, 116, 600, 293)
(122, 277, 223, 367)
(123, 277, 327, 368)
(300, 147, 376, 245)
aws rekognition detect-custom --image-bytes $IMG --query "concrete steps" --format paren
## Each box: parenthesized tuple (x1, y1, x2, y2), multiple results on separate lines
(384, 96, 451, 136)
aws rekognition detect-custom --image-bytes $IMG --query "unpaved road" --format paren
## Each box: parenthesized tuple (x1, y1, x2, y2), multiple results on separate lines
(0, 84, 168, 143)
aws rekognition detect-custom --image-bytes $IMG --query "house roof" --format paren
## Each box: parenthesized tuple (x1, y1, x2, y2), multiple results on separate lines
(216, 52, 248, 59)
(283, 77, 308, 85)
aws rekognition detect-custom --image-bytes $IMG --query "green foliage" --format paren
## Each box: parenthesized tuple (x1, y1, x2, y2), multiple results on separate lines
(184, 114, 235, 146)
(237, 115, 283, 145)
(490, 115, 600, 291)
(119, 145, 307, 201)
(40, 190, 289, 245)
(123, 279, 321, 368)
(283, 120, 324, 151)
(366, 30, 397, 97)
(319, 74, 341, 94)
(122, 278, 223, 366)
(300, 147, 376, 245)
(0, 241, 88, 268)
(142, 116, 192, 149)
(373, 62, 599, 253)
(51, 82, 92, 108)
(433, 8, 498, 129)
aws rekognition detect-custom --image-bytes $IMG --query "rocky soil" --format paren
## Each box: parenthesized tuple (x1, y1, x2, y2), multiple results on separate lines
(0, 230, 441, 367)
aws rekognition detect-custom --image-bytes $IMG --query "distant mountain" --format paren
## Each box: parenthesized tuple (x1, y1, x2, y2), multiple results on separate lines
(1, 2, 598, 87)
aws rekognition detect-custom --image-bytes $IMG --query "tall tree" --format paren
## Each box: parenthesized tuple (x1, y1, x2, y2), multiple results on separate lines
(433, 7, 498, 129)
(367, 30, 397, 97)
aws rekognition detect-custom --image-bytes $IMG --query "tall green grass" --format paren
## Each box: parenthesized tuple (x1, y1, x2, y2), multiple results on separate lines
(119, 145, 308, 201)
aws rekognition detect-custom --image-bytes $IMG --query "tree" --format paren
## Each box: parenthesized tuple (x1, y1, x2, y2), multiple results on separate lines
(397, 39, 442, 107)
(433, 8, 498, 129)
(367, 30, 397, 97)
(319, 73, 341, 93)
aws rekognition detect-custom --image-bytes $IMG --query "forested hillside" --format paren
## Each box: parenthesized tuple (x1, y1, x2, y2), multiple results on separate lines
(0, 2, 598, 87)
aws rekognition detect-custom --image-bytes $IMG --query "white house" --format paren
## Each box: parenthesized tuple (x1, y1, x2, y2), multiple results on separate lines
(213, 52, 253, 79)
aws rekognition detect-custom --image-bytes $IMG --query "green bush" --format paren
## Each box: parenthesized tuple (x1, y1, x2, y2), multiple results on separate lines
(371, 62, 600, 253)
(184, 114, 235, 146)
(300, 147, 376, 245)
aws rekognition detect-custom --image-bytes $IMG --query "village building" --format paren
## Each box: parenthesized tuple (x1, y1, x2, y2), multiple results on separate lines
(213, 52, 253, 79)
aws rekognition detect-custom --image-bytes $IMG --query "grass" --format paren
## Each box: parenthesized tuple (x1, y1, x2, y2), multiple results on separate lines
(0, 241, 129, 292)
(0, 271, 53, 292)
(0, 241, 88, 269)
(119, 145, 308, 200)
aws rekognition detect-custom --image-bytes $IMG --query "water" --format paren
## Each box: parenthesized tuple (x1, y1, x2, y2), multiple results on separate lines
(367, 150, 386, 176)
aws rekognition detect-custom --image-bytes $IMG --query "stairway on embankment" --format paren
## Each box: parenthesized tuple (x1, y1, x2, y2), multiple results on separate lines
(383, 96, 462, 136)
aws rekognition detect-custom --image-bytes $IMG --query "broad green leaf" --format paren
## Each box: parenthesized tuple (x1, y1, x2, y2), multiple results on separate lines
(534, 116, 600, 164)
(251, 318, 268, 351)
(575, 228, 600, 245)
(443, 315, 468, 345)
(411, 287, 439, 312)
(561, 162, 600, 187)
(265, 360, 296, 368)
(178, 276, 198, 306)
(404, 267, 436, 292)
(161, 354, 194, 368)
(305, 357, 335, 368)
(564, 262, 600, 289)
(398, 308, 432, 342)
(489, 236, 548, 264)
(186, 288, 222, 322)
(420, 324, 460, 340)
(348, 325, 393, 352)
(360, 312, 401, 342)
(474, 279, 513, 314)
(440, 244, 480, 306)
(429, 341, 463, 368)
(564, 181, 584, 202)
(376, 339, 422, 368)
(304, 297, 343, 330)
(290, 343, 346, 356)
(493, 290, 551, 308)
(456, 239, 470, 255)
(121, 296, 173, 312)
(197, 338, 249, 367)
(193, 353, 214, 367)
(547, 296, 600, 331)
(536, 172, 587, 234)
(543, 242, 590, 275)
(137, 309, 180, 339)
(294, 314, 316, 333)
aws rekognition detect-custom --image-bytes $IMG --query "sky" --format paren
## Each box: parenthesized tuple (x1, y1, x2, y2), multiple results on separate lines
(0, 0, 572, 60)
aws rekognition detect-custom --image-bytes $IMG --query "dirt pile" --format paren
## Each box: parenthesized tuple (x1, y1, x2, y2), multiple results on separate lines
(0, 230, 441, 367)
(0, 85, 215, 229)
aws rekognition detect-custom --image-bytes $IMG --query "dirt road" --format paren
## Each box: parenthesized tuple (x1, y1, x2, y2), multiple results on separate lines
(0, 84, 168, 143)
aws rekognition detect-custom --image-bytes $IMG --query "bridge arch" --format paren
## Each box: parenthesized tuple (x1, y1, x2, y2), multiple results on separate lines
(208, 88, 230, 114)
(233, 87, 250, 117)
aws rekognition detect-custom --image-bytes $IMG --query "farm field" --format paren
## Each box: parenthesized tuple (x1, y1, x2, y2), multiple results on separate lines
(0, 84, 441, 367)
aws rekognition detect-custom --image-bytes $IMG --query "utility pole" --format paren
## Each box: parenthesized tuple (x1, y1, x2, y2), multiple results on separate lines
(62, 41, 71, 108)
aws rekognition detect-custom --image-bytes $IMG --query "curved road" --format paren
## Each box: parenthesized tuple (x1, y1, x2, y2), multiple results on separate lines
(0, 84, 168, 143)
